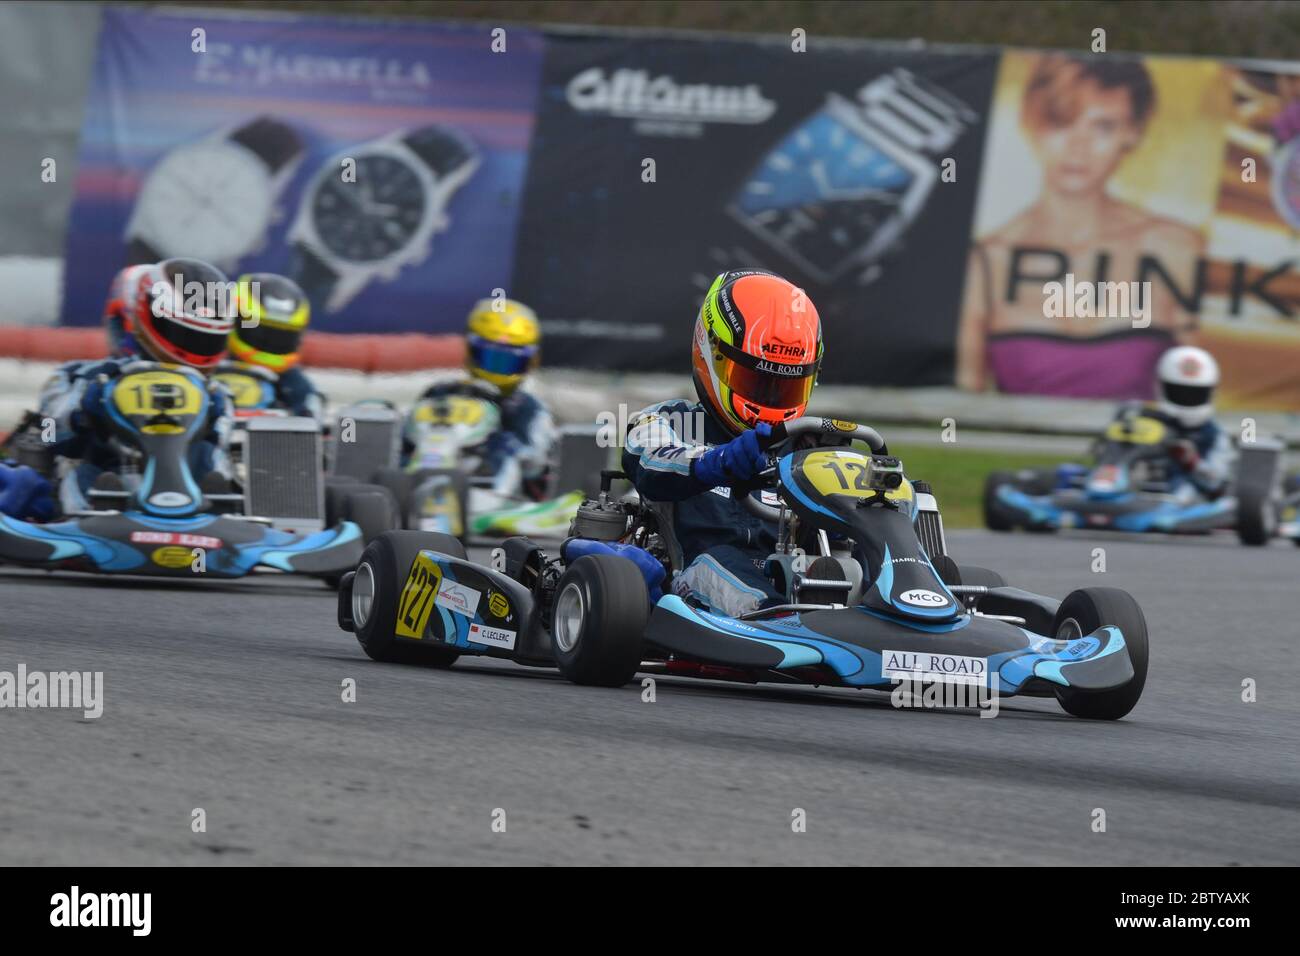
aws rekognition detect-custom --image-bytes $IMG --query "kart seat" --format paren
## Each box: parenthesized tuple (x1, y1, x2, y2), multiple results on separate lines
(561, 537, 666, 603)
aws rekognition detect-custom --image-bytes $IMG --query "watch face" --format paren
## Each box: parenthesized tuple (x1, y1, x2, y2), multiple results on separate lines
(312, 153, 428, 263)
(132, 141, 273, 264)
(730, 102, 930, 281)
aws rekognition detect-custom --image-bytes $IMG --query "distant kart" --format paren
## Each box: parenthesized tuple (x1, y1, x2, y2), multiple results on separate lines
(334, 380, 598, 543)
(338, 417, 1149, 720)
(0, 362, 393, 580)
(983, 412, 1281, 543)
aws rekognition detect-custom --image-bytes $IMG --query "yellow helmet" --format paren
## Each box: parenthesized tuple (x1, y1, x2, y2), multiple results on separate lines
(465, 298, 540, 393)
(229, 273, 310, 373)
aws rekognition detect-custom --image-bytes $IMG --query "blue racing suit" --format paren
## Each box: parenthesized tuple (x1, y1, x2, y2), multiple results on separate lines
(1120, 403, 1234, 498)
(33, 357, 232, 515)
(415, 379, 556, 498)
(622, 399, 782, 616)
(273, 365, 325, 421)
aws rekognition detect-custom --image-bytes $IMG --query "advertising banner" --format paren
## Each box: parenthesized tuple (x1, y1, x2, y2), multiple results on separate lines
(962, 50, 1300, 410)
(62, 7, 543, 333)
(512, 33, 998, 385)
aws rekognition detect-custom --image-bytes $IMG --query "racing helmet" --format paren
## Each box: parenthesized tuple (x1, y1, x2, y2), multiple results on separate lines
(692, 270, 823, 435)
(229, 273, 311, 373)
(465, 298, 540, 395)
(106, 258, 233, 369)
(1156, 345, 1219, 428)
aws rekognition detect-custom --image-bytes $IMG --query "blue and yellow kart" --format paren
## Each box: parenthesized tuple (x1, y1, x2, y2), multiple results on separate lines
(339, 417, 1150, 720)
(0, 362, 365, 579)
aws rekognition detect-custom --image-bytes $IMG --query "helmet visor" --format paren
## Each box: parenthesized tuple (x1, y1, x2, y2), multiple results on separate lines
(238, 322, 302, 357)
(716, 339, 819, 410)
(1164, 383, 1212, 408)
(469, 335, 537, 376)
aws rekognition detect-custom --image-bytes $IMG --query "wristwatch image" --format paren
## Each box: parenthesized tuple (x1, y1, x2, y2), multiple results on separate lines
(124, 116, 303, 269)
(287, 125, 480, 314)
(727, 69, 976, 284)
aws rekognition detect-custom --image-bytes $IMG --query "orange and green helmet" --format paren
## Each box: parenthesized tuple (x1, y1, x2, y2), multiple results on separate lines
(692, 270, 823, 435)
(229, 273, 310, 373)
(465, 297, 540, 394)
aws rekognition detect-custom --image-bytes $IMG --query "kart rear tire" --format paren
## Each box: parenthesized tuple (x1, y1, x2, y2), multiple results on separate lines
(371, 467, 416, 527)
(352, 530, 464, 666)
(1236, 482, 1276, 547)
(1051, 587, 1148, 720)
(343, 484, 401, 545)
(551, 555, 648, 687)
(983, 471, 1016, 532)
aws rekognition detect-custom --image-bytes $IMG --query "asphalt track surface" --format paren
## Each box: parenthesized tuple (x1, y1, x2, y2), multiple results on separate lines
(1, 529, 1297, 866)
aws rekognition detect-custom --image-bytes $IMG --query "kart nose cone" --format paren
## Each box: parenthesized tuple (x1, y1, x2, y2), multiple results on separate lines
(352, 562, 376, 630)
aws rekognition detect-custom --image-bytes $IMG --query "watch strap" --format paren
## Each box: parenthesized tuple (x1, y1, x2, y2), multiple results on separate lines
(230, 117, 303, 173)
(126, 237, 162, 265)
(857, 68, 976, 156)
(293, 242, 340, 310)
(401, 126, 477, 178)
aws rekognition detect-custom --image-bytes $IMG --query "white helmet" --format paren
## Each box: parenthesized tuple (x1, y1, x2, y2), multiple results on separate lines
(1156, 346, 1219, 428)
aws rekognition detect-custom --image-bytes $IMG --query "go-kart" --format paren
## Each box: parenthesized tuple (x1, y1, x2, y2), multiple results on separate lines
(338, 417, 1149, 720)
(358, 380, 594, 542)
(0, 362, 384, 580)
(984, 410, 1280, 542)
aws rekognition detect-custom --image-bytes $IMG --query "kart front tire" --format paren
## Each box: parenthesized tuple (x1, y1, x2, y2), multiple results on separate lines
(1052, 587, 1148, 720)
(352, 530, 464, 667)
(983, 471, 1016, 532)
(551, 555, 648, 687)
(1235, 482, 1276, 547)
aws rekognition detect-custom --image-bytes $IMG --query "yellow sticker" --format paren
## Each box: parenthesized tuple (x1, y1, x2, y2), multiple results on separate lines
(212, 371, 266, 408)
(802, 450, 913, 502)
(829, 419, 858, 432)
(112, 370, 204, 418)
(488, 591, 510, 619)
(396, 551, 443, 639)
(151, 546, 195, 569)
(1104, 416, 1167, 446)
(413, 396, 485, 426)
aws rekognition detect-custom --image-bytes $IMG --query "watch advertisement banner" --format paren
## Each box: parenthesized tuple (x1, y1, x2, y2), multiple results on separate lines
(961, 50, 1300, 410)
(62, 6, 544, 333)
(511, 33, 998, 385)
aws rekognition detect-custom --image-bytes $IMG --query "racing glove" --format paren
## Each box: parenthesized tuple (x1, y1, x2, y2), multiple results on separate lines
(0, 462, 55, 522)
(1170, 439, 1201, 471)
(692, 423, 772, 487)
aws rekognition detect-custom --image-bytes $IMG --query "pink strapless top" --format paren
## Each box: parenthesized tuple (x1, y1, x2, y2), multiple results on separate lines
(986, 330, 1173, 399)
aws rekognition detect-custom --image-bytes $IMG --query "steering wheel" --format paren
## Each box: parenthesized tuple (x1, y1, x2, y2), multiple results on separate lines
(739, 417, 890, 522)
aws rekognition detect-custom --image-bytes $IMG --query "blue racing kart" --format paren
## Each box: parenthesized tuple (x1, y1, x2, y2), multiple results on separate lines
(984, 412, 1278, 541)
(0, 362, 377, 579)
(338, 417, 1149, 720)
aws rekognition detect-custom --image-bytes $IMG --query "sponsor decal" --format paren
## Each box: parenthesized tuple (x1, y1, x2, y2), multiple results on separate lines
(754, 359, 806, 377)
(898, 588, 948, 607)
(468, 623, 517, 650)
(829, 419, 858, 432)
(150, 546, 195, 569)
(759, 489, 782, 507)
(487, 590, 510, 619)
(565, 68, 776, 125)
(435, 579, 481, 617)
(710, 485, 732, 498)
(148, 492, 192, 508)
(396, 552, 442, 639)
(882, 649, 989, 687)
(131, 531, 221, 549)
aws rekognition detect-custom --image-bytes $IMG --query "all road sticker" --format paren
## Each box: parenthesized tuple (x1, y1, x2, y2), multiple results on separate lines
(468, 623, 517, 650)
(882, 649, 989, 687)
(396, 552, 442, 639)
(435, 579, 481, 618)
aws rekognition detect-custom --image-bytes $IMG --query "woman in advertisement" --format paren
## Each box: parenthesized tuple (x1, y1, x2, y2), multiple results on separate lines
(957, 54, 1204, 399)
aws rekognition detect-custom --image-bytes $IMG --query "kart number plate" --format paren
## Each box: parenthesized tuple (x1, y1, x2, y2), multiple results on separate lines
(396, 552, 443, 639)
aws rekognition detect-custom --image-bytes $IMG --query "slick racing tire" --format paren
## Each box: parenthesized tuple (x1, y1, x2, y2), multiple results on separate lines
(351, 530, 465, 667)
(982, 471, 1016, 532)
(1235, 482, 1276, 547)
(551, 555, 648, 687)
(371, 467, 415, 527)
(1051, 587, 1148, 721)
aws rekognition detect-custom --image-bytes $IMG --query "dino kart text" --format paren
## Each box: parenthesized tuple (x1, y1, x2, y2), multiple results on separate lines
(338, 417, 1150, 720)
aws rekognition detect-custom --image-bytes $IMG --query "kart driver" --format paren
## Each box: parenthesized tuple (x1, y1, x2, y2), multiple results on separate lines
(1, 259, 237, 519)
(1115, 345, 1232, 497)
(226, 273, 325, 420)
(622, 269, 822, 616)
(413, 297, 556, 498)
